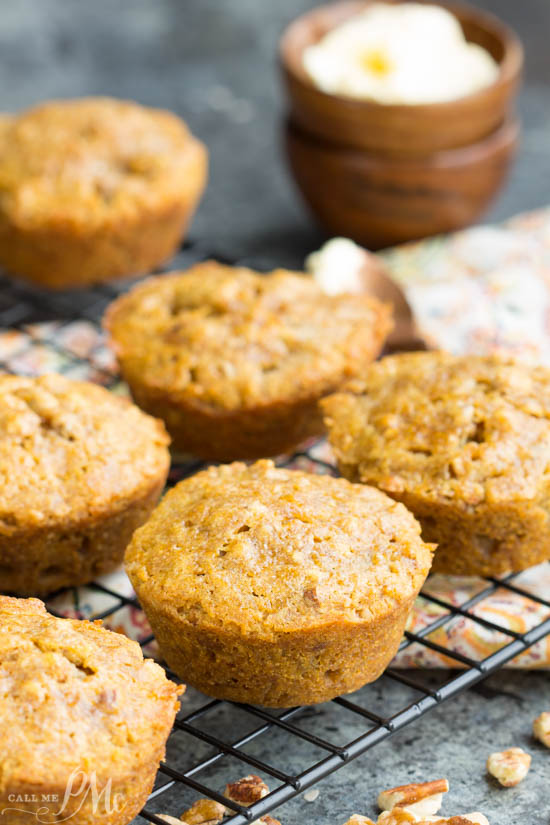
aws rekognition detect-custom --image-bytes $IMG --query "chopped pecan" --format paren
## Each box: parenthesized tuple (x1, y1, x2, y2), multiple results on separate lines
(378, 780, 449, 818)
(224, 774, 269, 806)
(486, 747, 531, 787)
(303, 587, 320, 606)
(533, 711, 550, 747)
(181, 798, 227, 824)
(378, 808, 489, 824)
(378, 811, 418, 824)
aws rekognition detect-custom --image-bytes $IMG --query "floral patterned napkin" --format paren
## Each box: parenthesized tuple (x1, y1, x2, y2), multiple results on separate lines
(381, 207, 550, 360)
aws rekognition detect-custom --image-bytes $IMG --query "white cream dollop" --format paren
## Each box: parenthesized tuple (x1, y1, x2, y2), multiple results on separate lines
(303, 2, 499, 105)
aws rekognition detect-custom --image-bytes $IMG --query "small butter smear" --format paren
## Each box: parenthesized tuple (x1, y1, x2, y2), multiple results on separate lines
(303, 2, 499, 105)
(306, 237, 367, 295)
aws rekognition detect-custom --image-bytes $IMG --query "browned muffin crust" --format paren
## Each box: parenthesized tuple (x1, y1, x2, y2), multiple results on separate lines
(0, 596, 182, 825)
(125, 460, 432, 707)
(105, 261, 392, 460)
(0, 97, 207, 289)
(0, 373, 170, 595)
(323, 352, 550, 576)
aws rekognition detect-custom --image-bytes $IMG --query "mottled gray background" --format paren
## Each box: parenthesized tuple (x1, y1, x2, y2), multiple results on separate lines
(1, 2, 549, 823)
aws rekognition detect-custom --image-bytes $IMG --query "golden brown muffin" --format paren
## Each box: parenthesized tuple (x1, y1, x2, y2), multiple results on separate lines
(323, 352, 550, 577)
(0, 596, 182, 825)
(0, 373, 170, 596)
(0, 97, 207, 289)
(125, 460, 432, 707)
(104, 261, 392, 461)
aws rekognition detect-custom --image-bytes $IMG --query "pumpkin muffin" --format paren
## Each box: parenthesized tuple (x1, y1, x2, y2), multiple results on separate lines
(0, 595, 182, 825)
(0, 97, 207, 289)
(0, 373, 170, 596)
(104, 261, 392, 461)
(125, 460, 432, 707)
(322, 352, 550, 576)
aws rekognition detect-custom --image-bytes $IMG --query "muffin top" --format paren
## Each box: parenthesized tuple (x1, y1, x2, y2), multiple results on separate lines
(105, 261, 392, 410)
(0, 373, 169, 533)
(322, 352, 550, 507)
(0, 97, 206, 229)
(0, 596, 181, 792)
(125, 460, 432, 637)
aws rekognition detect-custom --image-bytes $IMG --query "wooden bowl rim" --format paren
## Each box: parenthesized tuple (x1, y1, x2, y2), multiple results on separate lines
(280, 0, 524, 113)
(287, 114, 520, 168)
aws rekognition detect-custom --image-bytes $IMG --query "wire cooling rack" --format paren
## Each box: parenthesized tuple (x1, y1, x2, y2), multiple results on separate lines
(2, 242, 550, 825)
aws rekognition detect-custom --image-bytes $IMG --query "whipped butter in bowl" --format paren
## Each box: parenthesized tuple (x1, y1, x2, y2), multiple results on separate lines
(303, 2, 499, 104)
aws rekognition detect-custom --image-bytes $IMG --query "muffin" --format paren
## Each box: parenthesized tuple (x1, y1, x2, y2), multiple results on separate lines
(322, 352, 550, 576)
(0, 97, 207, 289)
(104, 261, 392, 461)
(0, 595, 182, 825)
(125, 460, 433, 707)
(0, 373, 170, 595)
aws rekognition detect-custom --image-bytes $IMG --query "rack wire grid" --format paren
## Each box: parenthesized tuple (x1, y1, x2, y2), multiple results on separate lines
(2, 239, 550, 825)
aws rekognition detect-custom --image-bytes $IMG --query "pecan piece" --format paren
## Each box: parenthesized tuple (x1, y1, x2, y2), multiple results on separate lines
(224, 774, 269, 806)
(533, 711, 550, 747)
(181, 798, 227, 824)
(486, 747, 531, 787)
(378, 780, 449, 818)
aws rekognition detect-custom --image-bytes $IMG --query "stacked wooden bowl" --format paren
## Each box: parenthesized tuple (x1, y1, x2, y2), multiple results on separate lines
(280, 0, 523, 248)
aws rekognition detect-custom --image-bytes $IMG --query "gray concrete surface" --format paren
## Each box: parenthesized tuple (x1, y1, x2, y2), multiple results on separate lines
(0, 2, 548, 823)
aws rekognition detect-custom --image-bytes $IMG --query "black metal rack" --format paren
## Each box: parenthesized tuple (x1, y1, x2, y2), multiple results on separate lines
(2, 244, 550, 825)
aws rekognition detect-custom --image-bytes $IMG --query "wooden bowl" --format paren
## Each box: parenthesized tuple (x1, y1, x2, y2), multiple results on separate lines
(280, 0, 523, 156)
(286, 116, 519, 249)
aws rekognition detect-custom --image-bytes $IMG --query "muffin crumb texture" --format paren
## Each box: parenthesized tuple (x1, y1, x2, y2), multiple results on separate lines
(125, 459, 432, 706)
(323, 352, 550, 576)
(0, 595, 182, 825)
(0, 373, 170, 595)
(0, 97, 207, 288)
(105, 261, 392, 460)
